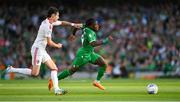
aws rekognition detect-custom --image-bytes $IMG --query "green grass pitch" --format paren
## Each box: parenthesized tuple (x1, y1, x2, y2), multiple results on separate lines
(0, 79, 180, 102)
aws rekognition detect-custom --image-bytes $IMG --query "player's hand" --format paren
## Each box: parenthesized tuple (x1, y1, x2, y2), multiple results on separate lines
(108, 35, 113, 41)
(57, 43, 63, 48)
(74, 23, 83, 28)
(68, 34, 76, 41)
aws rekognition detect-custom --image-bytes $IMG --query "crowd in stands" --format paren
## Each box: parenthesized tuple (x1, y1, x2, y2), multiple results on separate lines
(0, 0, 179, 78)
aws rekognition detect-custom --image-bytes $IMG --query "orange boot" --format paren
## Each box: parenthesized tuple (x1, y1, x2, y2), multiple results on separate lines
(93, 80, 105, 90)
(48, 79, 53, 91)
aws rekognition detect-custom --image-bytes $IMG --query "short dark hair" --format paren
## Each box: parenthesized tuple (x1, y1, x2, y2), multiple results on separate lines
(85, 18, 98, 27)
(47, 7, 59, 18)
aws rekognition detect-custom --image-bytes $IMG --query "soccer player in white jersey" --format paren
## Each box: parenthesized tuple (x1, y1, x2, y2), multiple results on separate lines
(6, 7, 82, 95)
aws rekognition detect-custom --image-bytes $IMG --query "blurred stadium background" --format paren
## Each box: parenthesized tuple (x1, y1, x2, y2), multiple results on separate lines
(0, 0, 179, 80)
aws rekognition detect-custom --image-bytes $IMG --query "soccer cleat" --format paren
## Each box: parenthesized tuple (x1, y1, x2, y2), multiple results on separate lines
(93, 80, 105, 90)
(48, 79, 53, 91)
(55, 88, 67, 95)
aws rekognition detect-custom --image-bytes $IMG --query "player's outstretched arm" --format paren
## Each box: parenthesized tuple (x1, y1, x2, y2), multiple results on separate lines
(53, 20, 82, 28)
(90, 35, 113, 47)
(62, 21, 82, 28)
(47, 37, 62, 48)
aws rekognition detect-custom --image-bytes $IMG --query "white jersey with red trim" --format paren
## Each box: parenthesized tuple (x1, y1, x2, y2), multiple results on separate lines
(32, 19, 62, 49)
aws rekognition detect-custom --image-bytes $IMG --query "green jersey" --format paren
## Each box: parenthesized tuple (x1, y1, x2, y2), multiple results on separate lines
(80, 27, 97, 52)
(73, 27, 100, 67)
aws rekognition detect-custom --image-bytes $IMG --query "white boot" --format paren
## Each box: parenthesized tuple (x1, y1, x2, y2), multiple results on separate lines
(6, 66, 13, 73)
(55, 88, 67, 95)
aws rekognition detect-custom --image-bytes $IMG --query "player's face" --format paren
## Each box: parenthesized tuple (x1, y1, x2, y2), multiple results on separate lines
(51, 12, 59, 22)
(94, 23, 100, 31)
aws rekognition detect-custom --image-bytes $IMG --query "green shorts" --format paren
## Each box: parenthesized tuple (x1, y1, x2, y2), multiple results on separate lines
(72, 50, 101, 68)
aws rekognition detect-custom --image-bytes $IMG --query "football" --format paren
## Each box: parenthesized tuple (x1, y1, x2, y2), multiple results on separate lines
(147, 83, 158, 94)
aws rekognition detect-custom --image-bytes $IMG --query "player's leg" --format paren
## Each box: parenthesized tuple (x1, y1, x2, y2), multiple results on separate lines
(57, 66, 78, 80)
(6, 47, 42, 76)
(91, 53, 107, 90)
(94, 57, 107, 81)
(57, 56, 88, 80)
(48, 58, 81, 92)
(44, 52, 66, 95)
(48, 51, 89, 91)
(7, 61, 42, 77)
(45, 59, 58, 90)
(6, 64, 41, 76)
(6, 66, 32, 75)
(45, 59, 66, 95)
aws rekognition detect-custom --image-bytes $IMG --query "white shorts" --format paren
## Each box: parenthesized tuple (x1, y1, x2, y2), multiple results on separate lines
(31, 47, 51, 66)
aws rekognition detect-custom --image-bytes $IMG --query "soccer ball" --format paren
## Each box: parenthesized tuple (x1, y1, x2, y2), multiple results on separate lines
(146, 83, 158, 94)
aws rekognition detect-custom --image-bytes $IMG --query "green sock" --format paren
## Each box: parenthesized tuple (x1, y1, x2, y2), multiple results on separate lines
(57, 69, 70, 80)
(96, 66, 106, 81)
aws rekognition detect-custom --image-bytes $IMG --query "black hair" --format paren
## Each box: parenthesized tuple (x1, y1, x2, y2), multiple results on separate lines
(72, 18, 98, 36)
(47, 7, 59, 18)
(85, 18, 97, 27)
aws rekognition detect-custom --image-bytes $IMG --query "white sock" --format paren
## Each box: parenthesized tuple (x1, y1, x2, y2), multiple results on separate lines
(10, 68, 32, 75)
(95, 80, 100, 83)
(51, 70, 59, 90)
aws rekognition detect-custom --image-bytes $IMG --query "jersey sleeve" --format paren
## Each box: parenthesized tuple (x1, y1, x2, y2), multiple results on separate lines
(52, 21, 62, 26)
(44, 25, 52, 38)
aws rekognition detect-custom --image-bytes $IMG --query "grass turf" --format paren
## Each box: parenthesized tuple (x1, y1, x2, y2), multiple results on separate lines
(0, 79, 180, 101)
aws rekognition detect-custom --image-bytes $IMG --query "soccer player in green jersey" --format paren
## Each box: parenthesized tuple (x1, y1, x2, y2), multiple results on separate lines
(49, 18, 113, 91)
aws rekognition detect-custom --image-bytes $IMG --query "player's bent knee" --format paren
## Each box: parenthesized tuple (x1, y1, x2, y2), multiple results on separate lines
(31, 72, 39, 77)
(101, 63, 107, 68)
(51, 68, 58, 71)
(69, 67, 78, 75)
